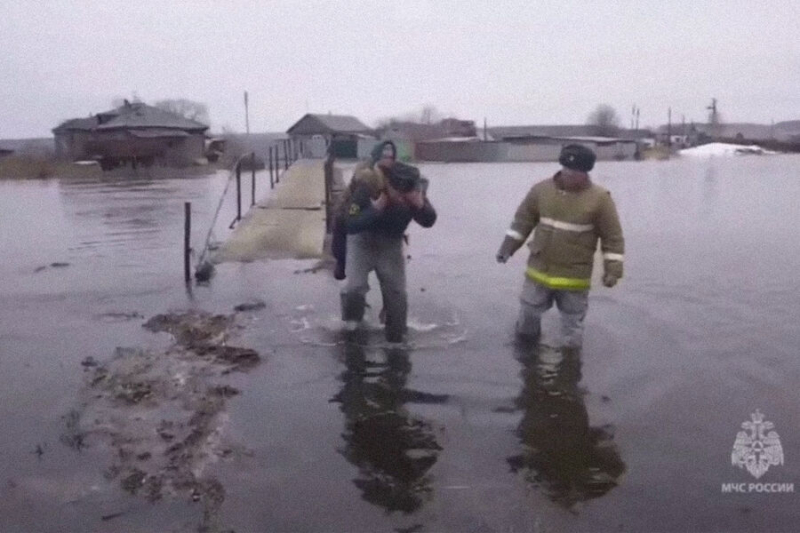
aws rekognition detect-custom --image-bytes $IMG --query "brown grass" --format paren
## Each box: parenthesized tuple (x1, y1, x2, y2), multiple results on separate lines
(0, 156, 101, 180)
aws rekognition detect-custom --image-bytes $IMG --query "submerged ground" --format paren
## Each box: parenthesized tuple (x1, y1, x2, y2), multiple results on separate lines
(1, 157, 799, 532)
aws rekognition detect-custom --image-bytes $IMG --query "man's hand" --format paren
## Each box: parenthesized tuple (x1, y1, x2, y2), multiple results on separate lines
(602, 273, 618, 288)
(403, 190, 425, 209)
(371, 192, 388, 211)
(496, 235, 517, 264)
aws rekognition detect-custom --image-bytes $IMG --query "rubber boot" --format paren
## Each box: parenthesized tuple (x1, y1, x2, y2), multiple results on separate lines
(383, 296, 407, 343)
(341, 292, 366, 323)
(331, 217, 347, 280)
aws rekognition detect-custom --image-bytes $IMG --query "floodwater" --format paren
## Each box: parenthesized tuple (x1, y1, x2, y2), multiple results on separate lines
(1, 156, 799, 532)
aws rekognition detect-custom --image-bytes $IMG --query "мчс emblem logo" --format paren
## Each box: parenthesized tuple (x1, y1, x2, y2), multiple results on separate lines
(731, 409, 784, 479)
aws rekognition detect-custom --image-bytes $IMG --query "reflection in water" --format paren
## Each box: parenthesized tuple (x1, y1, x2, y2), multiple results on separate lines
(508, 345, 625, 508)
(701, 165, 718, 218)
(331, 337, 448, 513)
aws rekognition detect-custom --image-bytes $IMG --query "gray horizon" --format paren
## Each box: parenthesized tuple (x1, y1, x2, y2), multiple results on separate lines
(2, 0, 799, 138)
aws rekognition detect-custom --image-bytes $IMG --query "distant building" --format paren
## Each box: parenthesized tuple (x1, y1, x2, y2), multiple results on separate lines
(286, 113, 374, 159)
(489, 124, 606, 140)
(773, 121, 800, 143)
(53, 101, 209, 169)
(0, 148, 13, 159)
(656, 122, 786, 144)
(378, 118, 479, 160)
(475, 124, 641, 162)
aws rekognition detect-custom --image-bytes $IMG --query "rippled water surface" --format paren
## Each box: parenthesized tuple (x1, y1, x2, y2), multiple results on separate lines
(1, 156, 799, 532)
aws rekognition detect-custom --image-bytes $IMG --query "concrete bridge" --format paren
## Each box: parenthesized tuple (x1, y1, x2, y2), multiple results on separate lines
(210, 158, 345, 264)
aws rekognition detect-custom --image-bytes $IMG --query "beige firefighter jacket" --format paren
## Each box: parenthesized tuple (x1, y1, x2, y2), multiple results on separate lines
(503, 173, 624, 290)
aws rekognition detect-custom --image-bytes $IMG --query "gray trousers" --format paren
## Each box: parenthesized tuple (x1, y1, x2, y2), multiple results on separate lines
(517, 279, 589, 347)
(341, 233, 407, 339)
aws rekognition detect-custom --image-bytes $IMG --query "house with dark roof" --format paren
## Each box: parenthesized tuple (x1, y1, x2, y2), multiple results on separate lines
(53, 101, 209, 168)
(287, 113, 374, 159)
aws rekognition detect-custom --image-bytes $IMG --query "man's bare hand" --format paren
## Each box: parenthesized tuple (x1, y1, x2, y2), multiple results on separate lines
(371, 192, 388, 211)
(404, 190, 425, 209)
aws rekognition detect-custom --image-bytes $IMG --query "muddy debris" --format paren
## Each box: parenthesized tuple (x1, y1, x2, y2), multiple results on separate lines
(33, 443, 46, 459)
(233, 299, 266, 312)
(100, 511, 126, 522)
(96, 311, 145, 322)
(59, 409, 86, 451)
(80, 356, 99, 368)
(143, 310, 232, 346)
(191, 344, 260, 371)
(62, 309, 260, 531)
(33, 261, 71, 273)
(121, 468, 147, 495)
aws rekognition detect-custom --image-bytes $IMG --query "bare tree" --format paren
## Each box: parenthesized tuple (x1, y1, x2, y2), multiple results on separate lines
(154, 99, 210, 125)
(111, 93, 143, 108)
(374, 105, 447, 129)
(587, 104, 622, 136)
(420, 104, 444, 125)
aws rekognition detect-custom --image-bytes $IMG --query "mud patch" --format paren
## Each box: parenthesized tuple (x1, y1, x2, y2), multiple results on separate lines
(33, 261, 71, 273)
(233, 299, 266, 313)
(95, 311, 145, 323)
(64, 310, 261, 532)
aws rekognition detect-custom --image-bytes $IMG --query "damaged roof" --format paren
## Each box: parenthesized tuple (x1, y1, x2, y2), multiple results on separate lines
(53, 102, 208, 134)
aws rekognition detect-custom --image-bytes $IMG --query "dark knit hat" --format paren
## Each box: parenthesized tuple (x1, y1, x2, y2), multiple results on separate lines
(385, 161, 420, 193)
(370, 140, 397, 164)
(559, 144, 596, 172)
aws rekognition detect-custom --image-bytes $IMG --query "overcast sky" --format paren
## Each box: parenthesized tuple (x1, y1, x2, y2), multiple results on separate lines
(2, 0, 799, 138)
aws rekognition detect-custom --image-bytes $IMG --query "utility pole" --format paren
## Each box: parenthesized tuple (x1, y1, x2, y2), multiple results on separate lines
(706, 98, 718, 123)
(706, 97, 719, 137)
(244, 91, 250, 136)
(483, 117, 487, 141)
(667, 107, 672, 149)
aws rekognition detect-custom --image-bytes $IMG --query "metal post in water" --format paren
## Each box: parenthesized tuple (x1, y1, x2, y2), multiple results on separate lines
(324, 153, 333, 233)
(269, 146, 274, 189)
(184, 202, 191, 283)
(251, 152, 256, 206)
(236, 159, 242, 222)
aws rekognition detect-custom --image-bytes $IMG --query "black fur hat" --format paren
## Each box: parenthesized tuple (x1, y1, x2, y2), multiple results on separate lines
(559, 144, 596, 172)
(385, 161, 421, 193)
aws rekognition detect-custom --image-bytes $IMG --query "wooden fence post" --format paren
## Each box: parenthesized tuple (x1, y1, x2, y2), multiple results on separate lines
(236, 159, 242, 222)
(250, 152, 256, 206)
(184, 202, 191, 283)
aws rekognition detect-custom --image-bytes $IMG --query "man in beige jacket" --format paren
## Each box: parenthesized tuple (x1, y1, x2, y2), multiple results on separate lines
(496, 144, 624, 348)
